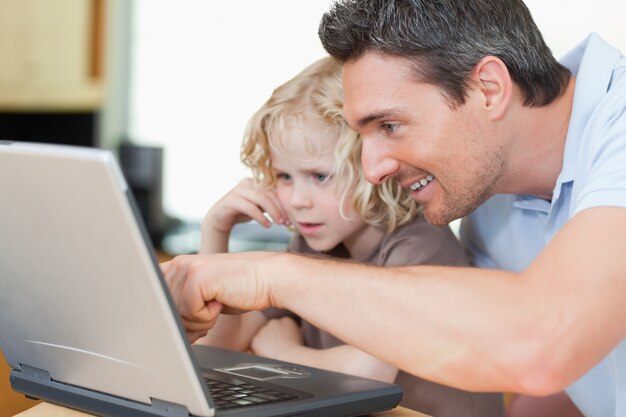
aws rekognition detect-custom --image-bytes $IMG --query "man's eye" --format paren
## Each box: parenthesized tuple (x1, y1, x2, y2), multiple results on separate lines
(382, 123, 399, 133)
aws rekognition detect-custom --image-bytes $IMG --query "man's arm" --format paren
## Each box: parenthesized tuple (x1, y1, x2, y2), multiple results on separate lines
(162, 206, 626, 394)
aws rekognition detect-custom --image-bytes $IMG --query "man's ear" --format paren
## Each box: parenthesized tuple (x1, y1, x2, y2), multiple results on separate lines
(472, 56, 512, 120)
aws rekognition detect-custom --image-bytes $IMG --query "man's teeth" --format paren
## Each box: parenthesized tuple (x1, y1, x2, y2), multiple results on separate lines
(410, 175, 434, 191)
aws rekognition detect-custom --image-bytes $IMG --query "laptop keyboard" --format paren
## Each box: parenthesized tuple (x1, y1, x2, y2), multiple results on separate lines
(205, 376, 299, 410)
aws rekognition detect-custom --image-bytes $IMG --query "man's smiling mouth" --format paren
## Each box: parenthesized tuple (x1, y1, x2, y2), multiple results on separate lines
(409, 175, 434, 191)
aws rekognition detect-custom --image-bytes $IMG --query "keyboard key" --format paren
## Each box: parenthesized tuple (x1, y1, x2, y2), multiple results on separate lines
(204, 376, 298, 409)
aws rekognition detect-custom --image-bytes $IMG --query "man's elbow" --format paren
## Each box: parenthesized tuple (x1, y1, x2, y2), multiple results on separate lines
(516, 371, 565, 396)
(511, 353, 574, 396)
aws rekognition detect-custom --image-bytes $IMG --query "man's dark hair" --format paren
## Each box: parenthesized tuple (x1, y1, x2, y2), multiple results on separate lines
(319, 0, 571, 107)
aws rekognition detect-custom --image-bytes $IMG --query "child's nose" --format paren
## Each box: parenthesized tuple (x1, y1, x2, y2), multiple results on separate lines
(290, 185, 313, 209)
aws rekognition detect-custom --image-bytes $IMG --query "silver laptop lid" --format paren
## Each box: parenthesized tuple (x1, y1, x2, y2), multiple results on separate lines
(0, 142, 213, 416)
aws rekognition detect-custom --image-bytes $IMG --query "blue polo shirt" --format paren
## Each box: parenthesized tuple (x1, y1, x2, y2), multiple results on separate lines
(460, 33, 626, 417)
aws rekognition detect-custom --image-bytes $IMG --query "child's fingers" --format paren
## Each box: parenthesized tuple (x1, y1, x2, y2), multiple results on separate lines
(261, 192, 290, 225)
(228, 180, 289, 226)
(233, 199, 275, 227)
(238, 193, 287, 227)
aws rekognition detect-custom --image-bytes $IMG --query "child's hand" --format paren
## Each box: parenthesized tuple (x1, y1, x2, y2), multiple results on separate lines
(203, 178, 288, 233)
(200, 178, 289, 253)
(250, 317, 303, 359)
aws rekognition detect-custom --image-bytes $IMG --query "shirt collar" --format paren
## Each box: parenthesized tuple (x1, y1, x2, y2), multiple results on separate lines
(513, 194, 551, 213)
(557, 33, 622, 186)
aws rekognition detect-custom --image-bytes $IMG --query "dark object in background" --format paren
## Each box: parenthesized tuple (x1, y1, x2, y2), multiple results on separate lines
(119, 142, 167, 247)
(0, 111, 97, 147)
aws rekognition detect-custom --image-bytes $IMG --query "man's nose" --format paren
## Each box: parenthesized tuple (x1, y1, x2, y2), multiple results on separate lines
(361, 136, 400, 185)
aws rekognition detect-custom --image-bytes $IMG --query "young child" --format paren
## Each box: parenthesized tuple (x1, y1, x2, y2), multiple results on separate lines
(196, 56, 504, 417)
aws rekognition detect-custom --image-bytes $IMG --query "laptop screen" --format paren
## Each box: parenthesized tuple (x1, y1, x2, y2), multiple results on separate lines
(0, 142, 213, 416)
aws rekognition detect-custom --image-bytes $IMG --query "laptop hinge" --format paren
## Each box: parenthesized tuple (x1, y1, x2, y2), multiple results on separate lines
(150, 398, 191, 417)
(18, 364, 52, 381)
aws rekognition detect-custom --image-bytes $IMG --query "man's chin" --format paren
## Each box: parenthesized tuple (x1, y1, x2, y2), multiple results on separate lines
(422, 206, 465, 226)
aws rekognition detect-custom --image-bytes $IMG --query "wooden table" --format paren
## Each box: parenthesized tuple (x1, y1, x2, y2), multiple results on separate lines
(15, 402, 431, 417)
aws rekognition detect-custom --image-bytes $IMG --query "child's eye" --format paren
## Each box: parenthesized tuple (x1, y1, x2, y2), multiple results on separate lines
(313, 173, 331, 184)
(276, 173, 292, 181)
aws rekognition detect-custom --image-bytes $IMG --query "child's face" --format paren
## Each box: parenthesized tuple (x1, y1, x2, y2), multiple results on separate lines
(270, 118, 370, 254)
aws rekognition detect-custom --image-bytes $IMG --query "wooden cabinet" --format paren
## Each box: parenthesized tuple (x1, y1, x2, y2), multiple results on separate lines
(0, 0, 104, 111)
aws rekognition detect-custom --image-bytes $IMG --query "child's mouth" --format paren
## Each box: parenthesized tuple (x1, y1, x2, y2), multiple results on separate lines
(298, 222, 323, 235)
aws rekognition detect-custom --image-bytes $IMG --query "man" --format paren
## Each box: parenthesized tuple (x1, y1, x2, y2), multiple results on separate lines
(161, 1, 626, 416)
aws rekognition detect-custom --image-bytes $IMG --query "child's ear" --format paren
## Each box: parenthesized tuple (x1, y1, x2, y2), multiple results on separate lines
(472, 56, 512, 120)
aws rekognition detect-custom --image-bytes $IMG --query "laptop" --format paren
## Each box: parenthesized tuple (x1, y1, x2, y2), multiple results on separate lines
(0, 141, 402, 417)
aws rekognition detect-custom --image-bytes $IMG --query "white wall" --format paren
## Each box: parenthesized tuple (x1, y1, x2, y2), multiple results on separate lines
(129, 1, 626, 223)
(525, 1, 626, 57)
(129, 0, 333, 221)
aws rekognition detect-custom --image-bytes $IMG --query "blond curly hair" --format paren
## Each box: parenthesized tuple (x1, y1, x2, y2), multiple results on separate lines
(241, 56, 420, 231)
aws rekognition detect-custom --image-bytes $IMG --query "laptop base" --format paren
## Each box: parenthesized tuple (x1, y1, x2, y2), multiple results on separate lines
(11, 367, 191, 417)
